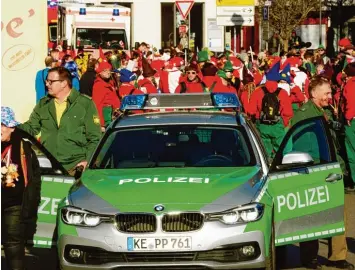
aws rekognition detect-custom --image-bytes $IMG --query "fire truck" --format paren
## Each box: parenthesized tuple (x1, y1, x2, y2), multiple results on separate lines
(57, 0, 131, 57)
(48, 0, 58, 50)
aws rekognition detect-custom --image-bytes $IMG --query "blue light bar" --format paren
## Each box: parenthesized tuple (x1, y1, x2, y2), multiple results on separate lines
(79, 8, 86, 15)
(212, 93, 241, 108)
(113, 9, 120, 16)
(120, 95, 147, 110)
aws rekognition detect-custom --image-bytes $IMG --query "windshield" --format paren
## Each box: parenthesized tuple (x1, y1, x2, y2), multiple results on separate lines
(76, 28, 128, 49)
(91, 126, 256, 169)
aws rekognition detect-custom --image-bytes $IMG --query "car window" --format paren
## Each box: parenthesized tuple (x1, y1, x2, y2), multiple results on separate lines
(282, 120, 331, 164)
(91, 125, 256, 169)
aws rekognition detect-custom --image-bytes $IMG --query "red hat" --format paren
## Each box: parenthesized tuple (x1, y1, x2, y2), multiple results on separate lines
(169, 57, 184, 68)
(265, 81, 278, 92)
(95, 61, 112, 73)
(339, 38, 352, 47)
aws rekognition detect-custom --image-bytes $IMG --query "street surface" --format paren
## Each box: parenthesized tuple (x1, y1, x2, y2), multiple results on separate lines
(2, 193, 354, 270)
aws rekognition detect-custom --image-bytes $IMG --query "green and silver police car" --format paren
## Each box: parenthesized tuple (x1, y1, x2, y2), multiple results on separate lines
(31, 93, 345, 270)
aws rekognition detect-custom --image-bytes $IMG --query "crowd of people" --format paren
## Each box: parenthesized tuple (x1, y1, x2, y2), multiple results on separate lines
(1, 35, 355, 269)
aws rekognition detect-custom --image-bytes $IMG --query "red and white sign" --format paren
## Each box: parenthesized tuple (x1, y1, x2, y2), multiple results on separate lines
(176, 0, 194, 20)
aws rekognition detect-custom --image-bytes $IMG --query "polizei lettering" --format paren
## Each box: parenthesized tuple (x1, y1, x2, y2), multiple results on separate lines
(119, 177, 210, 185)
(276, 185, 330, 213)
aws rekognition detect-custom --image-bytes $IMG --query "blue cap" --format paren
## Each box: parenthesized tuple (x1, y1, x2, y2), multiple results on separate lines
(120, 69, 137, 83)
(1, 106, 20, 127)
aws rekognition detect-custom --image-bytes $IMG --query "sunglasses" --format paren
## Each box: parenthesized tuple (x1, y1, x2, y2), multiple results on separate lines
(45, 79, 63, 85)
(186, 71, 196, 75)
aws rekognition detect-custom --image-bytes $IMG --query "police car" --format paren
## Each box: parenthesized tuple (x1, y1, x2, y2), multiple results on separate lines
(55, 93, 344, 270)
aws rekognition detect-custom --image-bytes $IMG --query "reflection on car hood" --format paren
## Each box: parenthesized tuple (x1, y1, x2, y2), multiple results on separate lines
(70, 167, 263, 213)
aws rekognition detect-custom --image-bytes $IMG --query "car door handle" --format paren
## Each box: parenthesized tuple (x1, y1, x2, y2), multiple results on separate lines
(325, 173, 342, 183)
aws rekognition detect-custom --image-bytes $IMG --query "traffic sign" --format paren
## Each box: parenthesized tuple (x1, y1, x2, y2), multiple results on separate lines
(176, 0, 194, 20)
(216, 15, 254, 26)
(264, 0, 272, 6)
(216, 0, 254, 6)
(263, 6, 269, 21)
(216, 6, 255, 16)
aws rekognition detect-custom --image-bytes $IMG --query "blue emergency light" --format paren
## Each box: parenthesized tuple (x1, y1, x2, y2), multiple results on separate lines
(79, 8, 86, 15)
(113, 9, 120, 16)
(120, 93, 241, 111)
(212, 93, 241, 108)
(121, 95, 147, 110)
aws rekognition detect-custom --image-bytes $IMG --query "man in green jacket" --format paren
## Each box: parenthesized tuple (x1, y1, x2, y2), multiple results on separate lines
(291, 76, 353, 270)
(20, 66, 101, 173)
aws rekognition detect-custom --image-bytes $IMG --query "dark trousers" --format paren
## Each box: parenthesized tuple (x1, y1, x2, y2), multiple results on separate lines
(2, 205, 25, 270)
(300, 240, 319, 264)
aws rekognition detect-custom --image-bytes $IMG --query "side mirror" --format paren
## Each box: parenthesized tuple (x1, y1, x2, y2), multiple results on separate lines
(38, 156, 52, 168)
(276, 151, 314, 170)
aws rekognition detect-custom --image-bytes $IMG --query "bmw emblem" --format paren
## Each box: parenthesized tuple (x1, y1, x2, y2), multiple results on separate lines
(154, 204, 165, 212)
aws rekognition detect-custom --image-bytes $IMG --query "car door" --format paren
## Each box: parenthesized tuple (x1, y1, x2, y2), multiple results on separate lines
(266, 116, 344, 246)
(21, 132, 75, 248)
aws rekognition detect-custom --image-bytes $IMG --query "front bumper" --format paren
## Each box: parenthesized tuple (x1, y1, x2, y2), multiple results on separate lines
(58, 221, 266, 270)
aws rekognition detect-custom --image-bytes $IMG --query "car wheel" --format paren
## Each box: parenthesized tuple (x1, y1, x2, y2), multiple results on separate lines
(265, 222, 276, 270)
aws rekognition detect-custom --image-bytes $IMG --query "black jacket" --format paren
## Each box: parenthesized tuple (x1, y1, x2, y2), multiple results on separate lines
(79, 68, 97, 97)
(13, 129, 41, 241)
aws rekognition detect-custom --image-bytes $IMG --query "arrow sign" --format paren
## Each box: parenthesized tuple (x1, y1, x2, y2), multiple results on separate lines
(176, 0, 194, 20)
(216, 6, 255, 16)
(216, 15, 254, 26)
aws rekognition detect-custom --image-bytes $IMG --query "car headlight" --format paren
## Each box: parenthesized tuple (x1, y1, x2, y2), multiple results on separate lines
(206, 203, 264, 224)
(61, 206, 112, 227)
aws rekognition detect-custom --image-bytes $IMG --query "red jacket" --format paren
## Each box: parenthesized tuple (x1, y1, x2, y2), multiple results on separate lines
(343, 77, 355, 121)
(290, 85, 305, 106)
(175, 78, 206, 93)
(92, 77, 120, 126)
(137, 78, 158, 94)
(118, 83, 144, 98)
(203, 76, 219, 89)
(212, 80, 237, 93)
(249, 86, 294, 126)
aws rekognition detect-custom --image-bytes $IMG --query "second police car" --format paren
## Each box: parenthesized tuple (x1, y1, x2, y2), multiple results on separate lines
(56, 93, 345, 269)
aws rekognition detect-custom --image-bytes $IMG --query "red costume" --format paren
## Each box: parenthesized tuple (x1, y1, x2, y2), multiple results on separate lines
(249, 81, 293, 126)
(92, 77, 120, 126)
(137, 78, 158, 94)
(175, 77, 206, 93)
(343, 77, 355, 121)
(118, 83, 144, 98)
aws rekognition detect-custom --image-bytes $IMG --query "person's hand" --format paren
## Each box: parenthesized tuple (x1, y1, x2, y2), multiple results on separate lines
(76, 161, 88, 170)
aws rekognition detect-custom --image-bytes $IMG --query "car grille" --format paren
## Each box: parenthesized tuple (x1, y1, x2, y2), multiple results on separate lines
(162, 213, 204, 232)
(64, 243, 260, 265)
(116, 214, 156, 233)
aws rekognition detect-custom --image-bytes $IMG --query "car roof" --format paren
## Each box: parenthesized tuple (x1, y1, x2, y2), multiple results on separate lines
(112, 111, 245, 128)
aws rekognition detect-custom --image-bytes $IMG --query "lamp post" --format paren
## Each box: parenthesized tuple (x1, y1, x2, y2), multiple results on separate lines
(319, 0, 322, 46)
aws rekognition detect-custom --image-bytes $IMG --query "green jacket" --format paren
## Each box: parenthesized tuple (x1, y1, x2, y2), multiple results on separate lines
(291, 100, 332, 126)
(19, 90, 101, 170)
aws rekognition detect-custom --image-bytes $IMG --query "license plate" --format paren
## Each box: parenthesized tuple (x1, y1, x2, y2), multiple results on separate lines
(127, 237, 192, 251)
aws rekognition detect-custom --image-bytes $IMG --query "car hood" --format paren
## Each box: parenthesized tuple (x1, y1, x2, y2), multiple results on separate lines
(69, 166, 263, 214)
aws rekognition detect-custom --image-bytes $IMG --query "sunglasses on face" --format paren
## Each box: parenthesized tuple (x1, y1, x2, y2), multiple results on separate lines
(45, 79, 63, 85)
(187, 71, 196, 75)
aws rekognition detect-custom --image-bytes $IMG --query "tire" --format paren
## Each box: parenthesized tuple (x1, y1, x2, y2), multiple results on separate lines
(265, 222, 276, 270)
